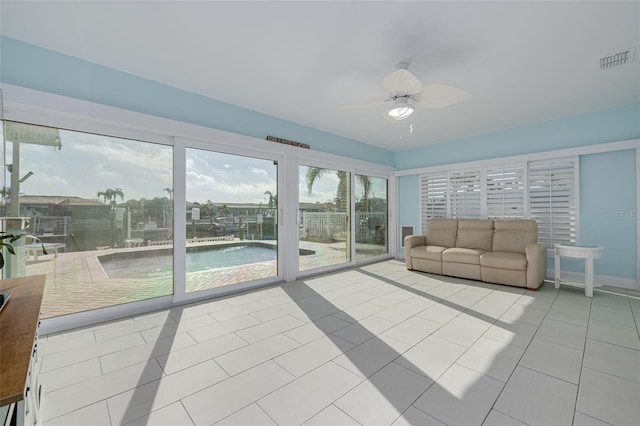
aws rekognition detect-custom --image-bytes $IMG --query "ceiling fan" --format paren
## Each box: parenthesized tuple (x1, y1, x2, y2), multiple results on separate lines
(342, 62, 470, 122)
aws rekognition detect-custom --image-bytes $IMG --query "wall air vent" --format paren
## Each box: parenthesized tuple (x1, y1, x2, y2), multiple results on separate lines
(600, 47, 636, 70)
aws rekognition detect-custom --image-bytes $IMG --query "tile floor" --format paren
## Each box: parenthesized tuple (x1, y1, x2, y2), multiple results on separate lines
(38, 260, 640, 425)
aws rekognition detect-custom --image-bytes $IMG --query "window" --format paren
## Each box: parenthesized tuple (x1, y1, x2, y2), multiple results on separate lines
(2, 121, 174, 318)
(449, 170, 482, 219)
(420, 173, 448, 234)
(528, 159, 576, 248)
(419, 158, 577, 249)
(486, 166, 525, 219)
(355, 174, 388, 260)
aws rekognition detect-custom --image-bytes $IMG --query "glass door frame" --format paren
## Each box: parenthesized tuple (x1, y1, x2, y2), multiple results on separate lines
(292, 156, 394, 280)
(174, 136, 286, 303)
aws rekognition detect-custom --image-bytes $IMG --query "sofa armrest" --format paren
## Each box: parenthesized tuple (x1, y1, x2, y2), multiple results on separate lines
(404, 235, 426, 270)
(525, 243, 548, 289)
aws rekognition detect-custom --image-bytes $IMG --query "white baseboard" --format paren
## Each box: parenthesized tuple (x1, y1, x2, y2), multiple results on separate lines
(547, 269, 638, 291)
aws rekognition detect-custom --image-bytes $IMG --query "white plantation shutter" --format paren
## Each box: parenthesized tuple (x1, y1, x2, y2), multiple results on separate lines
(420, 173, 448, 233)
(528, 159, 577, 248)
(449, 171, 482, 219)
(418, 158, 578, 251)
(486, 165, 525, 219)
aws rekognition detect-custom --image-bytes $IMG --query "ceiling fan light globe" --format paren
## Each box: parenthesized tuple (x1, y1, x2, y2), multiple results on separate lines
(387, 105, 414, 120)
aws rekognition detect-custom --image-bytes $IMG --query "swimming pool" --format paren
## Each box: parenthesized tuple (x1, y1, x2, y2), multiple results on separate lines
(100, 244, 281, 279)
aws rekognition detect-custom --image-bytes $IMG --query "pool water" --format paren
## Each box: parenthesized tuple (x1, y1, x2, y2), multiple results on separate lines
(101, 245, 277, 279)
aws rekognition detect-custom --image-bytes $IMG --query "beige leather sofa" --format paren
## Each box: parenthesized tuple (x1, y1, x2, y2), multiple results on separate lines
(405, 219, 547, 290)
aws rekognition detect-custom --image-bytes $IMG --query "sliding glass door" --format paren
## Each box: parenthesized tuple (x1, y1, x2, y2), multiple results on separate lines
(298, 165, 351, 272)
(185, 148, 279, 293)
(1, 121, 174, 318)
(355, 174, 388, 260)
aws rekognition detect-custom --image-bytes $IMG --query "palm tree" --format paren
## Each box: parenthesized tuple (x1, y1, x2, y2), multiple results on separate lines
(264, 190, 278, 210)
(218, 204, 231, 216)
(163, 187, 173, 201)
(305, 168, 370, 212)
(97, 188, 125, 206)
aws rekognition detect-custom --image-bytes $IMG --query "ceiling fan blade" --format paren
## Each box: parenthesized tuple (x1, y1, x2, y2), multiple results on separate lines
(413, 84, 470, 108)
(382, 68, 423, 95)
(340, 98, 389, 109)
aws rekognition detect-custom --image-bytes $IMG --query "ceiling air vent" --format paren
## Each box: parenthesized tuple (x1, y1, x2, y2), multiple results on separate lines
(600, 47, 636, 70)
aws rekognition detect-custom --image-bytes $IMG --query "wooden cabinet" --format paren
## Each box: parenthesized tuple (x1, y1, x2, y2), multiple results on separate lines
(0, 275, 46, 426)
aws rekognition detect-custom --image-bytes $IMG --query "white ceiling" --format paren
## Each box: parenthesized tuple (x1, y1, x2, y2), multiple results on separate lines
(1, 1, 639, 152)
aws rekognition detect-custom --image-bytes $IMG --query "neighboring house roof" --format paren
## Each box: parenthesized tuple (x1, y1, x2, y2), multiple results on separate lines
(16, 195, 107, 207)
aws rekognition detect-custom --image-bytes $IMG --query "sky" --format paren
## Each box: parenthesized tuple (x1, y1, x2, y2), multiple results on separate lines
(2, 125, 386, 206)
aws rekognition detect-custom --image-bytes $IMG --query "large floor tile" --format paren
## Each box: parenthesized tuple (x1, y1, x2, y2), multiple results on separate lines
(416, 303, 463, 324)
(500, 304, 548, 327)
(413, 364, 504, 426)
(42, 401, 111, 426)
(391, 406, 445, 426)
(456, 337, 524, 382)
(335, 362, 432, 425)
(535, 318, 587, 350)
(482, 320, 538, 349)
(589, 304, 636, 327)
(284, 315, 351, 344)
(38, 358, 102, 392)
(482, 409, 528, 425)
(257, 361, 363, 425)
(381, 316, 442, 346)
(186, 314, 260, 343)
(494, 366, 577, 426)
(213, 404, 275, 425)
(395, 335, 467, 380)
(182, 361, 294, 425)
(100, 332, 196, 374)
(587, 319, 640, 350)
(582, 338, 640, 382)
(333, 334, 409, 379)
(519, 338, 583, 384)
(40, 333, 145, 373)
(274, 335, 354, 377)
(39, 331, 96, 357)
(572, 411, 613, 426)
(156, 332, 247, 375)
(126, 401, 195, 426)
(235, 314, 305, 343)
(43, 360, 164, 421)
(140, 315, 218, 342)
(432, 316, 491, 348)
(303, 404, 360, 426)
(332, 314, 396, 345)
(107, 360, 228, 424)
(214, 333, 300, 376)
(546, 303, 590, 327)
(95, 314, 178, 342)
(576, 367, 640, 425)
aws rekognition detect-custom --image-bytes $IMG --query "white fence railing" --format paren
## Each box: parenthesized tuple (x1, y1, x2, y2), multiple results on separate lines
(302, 211, 386, 242)
(147, 235, 235, 246)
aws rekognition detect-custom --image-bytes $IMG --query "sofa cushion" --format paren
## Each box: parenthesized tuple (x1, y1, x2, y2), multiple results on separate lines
(411, 245, 447, 261)
(492, 220, 537, 254)
(455, 219, 494, 252)
(442, 247, 484, 265)
(426, 219, 458, 248)
(481, 252, 527, 270)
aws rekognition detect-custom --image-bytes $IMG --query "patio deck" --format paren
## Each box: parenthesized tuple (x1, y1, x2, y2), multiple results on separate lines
(24, 240, 386, 318)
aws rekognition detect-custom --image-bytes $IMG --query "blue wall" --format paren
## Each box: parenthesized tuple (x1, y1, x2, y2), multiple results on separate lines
(0, 36, 394, 167)
(395, 104, 639, 281)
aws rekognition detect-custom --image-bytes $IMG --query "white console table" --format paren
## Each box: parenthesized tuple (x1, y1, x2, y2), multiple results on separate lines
(554, 244, 604, 297)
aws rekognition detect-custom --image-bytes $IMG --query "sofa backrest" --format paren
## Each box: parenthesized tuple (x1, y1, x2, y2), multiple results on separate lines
(426, 219, 458, 247)
(492, 220, 538, 254)
(455, 219, 494, 251)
